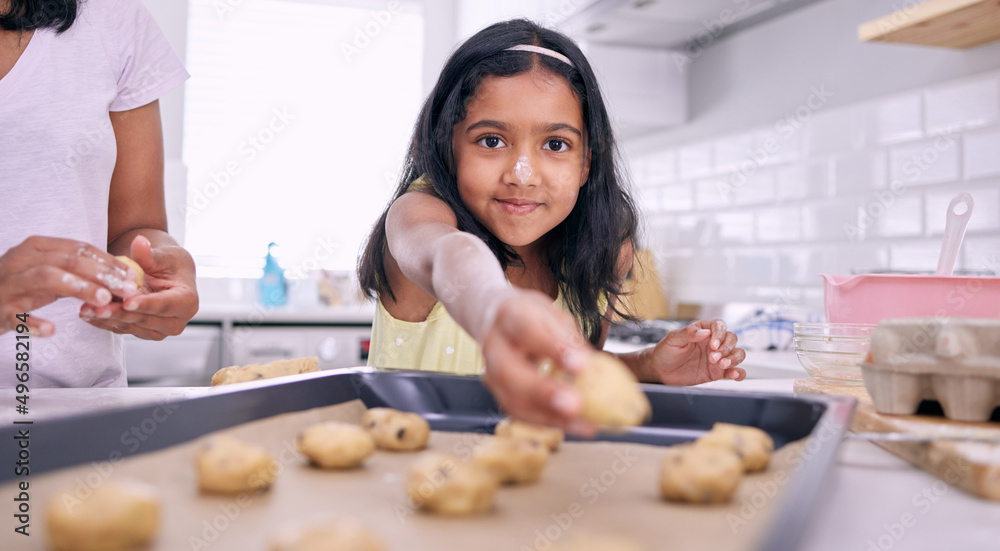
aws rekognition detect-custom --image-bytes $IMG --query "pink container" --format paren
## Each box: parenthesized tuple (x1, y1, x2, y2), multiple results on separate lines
(822, 273, 1000, 324)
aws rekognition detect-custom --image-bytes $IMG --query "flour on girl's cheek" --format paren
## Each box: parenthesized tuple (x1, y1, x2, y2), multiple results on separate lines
(514, 155, 532, 185)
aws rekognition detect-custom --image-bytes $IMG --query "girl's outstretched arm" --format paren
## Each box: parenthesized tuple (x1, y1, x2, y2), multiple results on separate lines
(385, 192, 595, 434)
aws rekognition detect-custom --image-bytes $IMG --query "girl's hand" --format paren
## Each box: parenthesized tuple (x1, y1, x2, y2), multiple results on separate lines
(0, 236, 139, 337)
(642, 319, 747, 385)
(480, 289, 597, 437)
(80, 235, 198, 340)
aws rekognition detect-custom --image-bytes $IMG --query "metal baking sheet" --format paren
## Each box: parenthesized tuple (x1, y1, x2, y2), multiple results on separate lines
(0, 368, 854, 551)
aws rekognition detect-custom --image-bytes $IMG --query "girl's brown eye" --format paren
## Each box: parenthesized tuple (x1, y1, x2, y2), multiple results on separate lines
(545, 139, 566, 152)
(479, 136, 503, 148)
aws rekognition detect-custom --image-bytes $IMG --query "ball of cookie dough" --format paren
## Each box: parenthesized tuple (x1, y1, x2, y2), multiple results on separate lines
(196, 436, 277, 494)
(659, 444, 743, 504)
(211, 356, 319, 386)
(270, 515, 385, 551)
(406, 452, 498, 516)
(362, 407, 430, 451)
(115, 255, 145, 288)
(473, 437, 549, 484)
(46, 478, 160, 551)
(494, 418, 564, 452)
(574, 352, 651, 427)
(695, 423, 774, 473)
(297, 422, 376, 469)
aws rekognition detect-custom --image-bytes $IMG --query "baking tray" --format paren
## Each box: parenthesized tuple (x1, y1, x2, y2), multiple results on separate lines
(0, 368, 854, 551)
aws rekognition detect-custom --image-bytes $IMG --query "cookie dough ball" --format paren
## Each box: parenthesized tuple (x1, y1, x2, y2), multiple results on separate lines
(494, 418, 564, 452)
(659, 444, 743, 504)
(297, 422, 376, 469)
(196, 436, 277, 494)
(473, 437, 549, 484)
(270, 515, 385, 551)
(211, 356, 319, 386)
(406, 453, 498, 516)
(574, 352, 651, 427)
(362, 407, 430, 451)
(696, 423, 774, 473)
(46, 478, 160, 551)
(115, 255, 145, 288)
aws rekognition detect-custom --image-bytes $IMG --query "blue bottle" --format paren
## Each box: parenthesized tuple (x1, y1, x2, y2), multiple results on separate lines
(260, 242, 287, 307)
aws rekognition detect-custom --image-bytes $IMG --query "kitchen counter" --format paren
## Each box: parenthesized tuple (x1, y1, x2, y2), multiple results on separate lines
(697, 378, 1000, 550)
(192, 302, 375, 325)
(3, 370, 998, 550)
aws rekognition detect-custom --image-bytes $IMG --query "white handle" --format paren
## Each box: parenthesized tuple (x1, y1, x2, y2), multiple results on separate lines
(935, 192, 974, 276)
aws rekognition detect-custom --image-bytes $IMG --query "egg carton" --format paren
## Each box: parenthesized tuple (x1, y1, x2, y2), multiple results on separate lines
(862, 317, 1000, 422)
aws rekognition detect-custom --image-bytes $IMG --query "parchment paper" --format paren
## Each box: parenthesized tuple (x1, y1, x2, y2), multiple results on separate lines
(1, 400, 806, 551)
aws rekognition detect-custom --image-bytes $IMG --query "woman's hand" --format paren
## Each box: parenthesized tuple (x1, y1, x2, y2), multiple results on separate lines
(480, 289, 597, 437)
(640, 319, 747, 385)
(80, 235, 198, 340)
(0, 236, 140, 336)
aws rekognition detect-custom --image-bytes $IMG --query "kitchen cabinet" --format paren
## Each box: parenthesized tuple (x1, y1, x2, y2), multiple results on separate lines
(228, 324, 372, 372)
(125, 323, 222, 386)
(125, 303, 375, 386)
(858, 0, 1000, 49)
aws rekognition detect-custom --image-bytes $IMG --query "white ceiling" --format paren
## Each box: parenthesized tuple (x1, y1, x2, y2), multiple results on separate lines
(558, 0, 825, 49)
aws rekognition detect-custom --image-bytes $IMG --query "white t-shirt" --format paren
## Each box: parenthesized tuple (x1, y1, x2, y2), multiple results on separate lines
(0, 0, 188, 387)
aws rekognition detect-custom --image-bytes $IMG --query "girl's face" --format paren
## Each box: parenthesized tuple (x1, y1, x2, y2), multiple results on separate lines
(452, 67, 590, 254)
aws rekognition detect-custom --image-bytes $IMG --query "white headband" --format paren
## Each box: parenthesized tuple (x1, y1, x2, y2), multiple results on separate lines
(504, 45, 574, 68)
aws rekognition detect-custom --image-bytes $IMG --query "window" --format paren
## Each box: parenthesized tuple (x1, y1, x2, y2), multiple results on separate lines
(183, 0, 424, 278)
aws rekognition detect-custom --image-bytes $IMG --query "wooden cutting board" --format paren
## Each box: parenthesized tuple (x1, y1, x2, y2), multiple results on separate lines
(794, 378, 1000, 501)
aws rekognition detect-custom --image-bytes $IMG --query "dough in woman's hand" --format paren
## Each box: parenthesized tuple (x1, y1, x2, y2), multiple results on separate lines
(406, 452, 498, 516)
(574, 352, 651, 427)
(196, 436, 277, 494)
(46, 478, 160, 551)
(297, 422, 375, 469)
(362, 407, 430, 451)
(494, 417, 564, 451)
(659, 444, 743, 504)
(211, 356, 319, 386)
(115, 255, 144, 287)
(270, 515, 385, 551)
(473, 436, 549, 484)
(695, 423, 774, 472)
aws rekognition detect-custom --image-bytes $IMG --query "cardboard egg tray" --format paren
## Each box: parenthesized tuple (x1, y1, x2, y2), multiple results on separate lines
(864, 317, 1000, 422)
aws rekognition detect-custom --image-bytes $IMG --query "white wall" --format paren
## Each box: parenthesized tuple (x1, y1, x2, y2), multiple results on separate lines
(628, 0, 1000, 152)
(141, 0, 189, 244)
(623, 0, 1000, 314)
(421, 0, 457, 94)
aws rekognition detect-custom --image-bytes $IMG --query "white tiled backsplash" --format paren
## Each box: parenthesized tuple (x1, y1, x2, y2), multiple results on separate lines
(630, 69, 1000, 312)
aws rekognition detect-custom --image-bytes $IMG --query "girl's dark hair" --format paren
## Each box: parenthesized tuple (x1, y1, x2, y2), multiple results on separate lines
(358, 18, 639, 345)
(1, 0, 79, 32)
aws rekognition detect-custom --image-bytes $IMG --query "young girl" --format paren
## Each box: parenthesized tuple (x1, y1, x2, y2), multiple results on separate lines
(358, 19, 745, 433)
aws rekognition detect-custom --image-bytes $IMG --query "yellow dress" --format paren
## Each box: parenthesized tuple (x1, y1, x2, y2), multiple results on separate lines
(368, 176, 606, 375)
(370, 289, 596, 375)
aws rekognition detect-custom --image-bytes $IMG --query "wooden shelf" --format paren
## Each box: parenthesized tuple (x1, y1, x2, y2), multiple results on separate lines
(858, 0, 1000, 49)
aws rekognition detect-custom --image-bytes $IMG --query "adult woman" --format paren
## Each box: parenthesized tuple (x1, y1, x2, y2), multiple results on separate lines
(0, 0, 198, 387)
